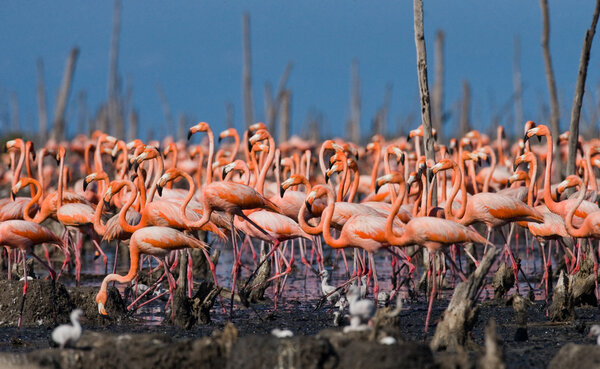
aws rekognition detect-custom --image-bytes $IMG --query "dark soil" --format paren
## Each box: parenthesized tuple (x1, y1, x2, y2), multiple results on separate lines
(0, 277, 599, 368)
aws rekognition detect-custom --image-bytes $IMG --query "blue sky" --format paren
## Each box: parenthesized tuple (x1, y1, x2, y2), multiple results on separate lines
(1, 1, 599, 141)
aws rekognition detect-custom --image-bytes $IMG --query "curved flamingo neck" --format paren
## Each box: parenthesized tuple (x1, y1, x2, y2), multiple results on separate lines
(195, 150, 205, 188)
(274, 149, 281, 194)
(321, 188, 347, 248)
(23, 179, 42, 223)
(93, 192, 107, 236)
(256, 135, 276, 195)
(228, 132, 240, 162)
(383, 151, 399, 203)
(84, 143, 94, 175)
(347, 164, 360, 203)
(57, 155, 65, 208)
(541, 132, 558, 211)
(12, 143, 26, 188)
(297, 200, 324, 235)
(482, 149, 497, 193)
(565, 176, 589, 238)
(99, 243, 141, 302)
(447, 159, 467, 221)
(205, 129, 215, 185)
(586, 151, 598, 192)
(526, 158, 538, 207)
(118, 181, 143, 234)
(385, 180, 407, 245)
(146, 152, 164, 203)
(180, 175, 212, 230)
(36, 149, 46, 197)
(369, 144, 381, 193)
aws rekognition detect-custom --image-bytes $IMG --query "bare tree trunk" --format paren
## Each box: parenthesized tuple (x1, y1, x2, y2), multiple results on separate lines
(51, 47, 80, 142)
(97, 105, 109, 135)
(242, 12, 254, 128)
(513, 35, 524, 137)
(156, 85, 174, 136)
(264, 82, 275, 134)
(77, 91, 88, 136)
(225, 102, 234, 129)
(128, 109, 138, 142)
(432, 30, 445, 141)
(36, 58, 48, 137)
(178, 114, 187, 141)
(371, 84, 393, 138)
(459, 81, 471, 137)
(413, 0, 437, 206)
(539, 0, 562, 181)
(348, 60, 361, 144)
(266, 62, 294, 137)
(278, 90, 291, 143)
(566, 0, 600, 177)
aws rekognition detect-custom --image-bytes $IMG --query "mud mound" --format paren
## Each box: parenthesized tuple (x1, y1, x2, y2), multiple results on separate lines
(548, 343, 600, 369)
(68, 286, 131, 326)
(0, 327, 437, 369)
(1, 331, 225, 369)
(0, 280, 73, 327)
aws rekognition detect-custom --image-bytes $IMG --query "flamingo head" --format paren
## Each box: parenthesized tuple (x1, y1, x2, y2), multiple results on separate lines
(304, 187, 325, 214)
(406, 171, 419, 188)
(11, 178, 29, 200)
(163, 142, 176, 158)
(555, 175, 582, 198)
(95, 291, 108, 315)
(83, 172, 106, 191)
(56, 146, 66, 163)
(431, 158, 455, 175)
(523, 124, 549, 143)
(280, 174, 306, 197)
(321, 140, 344, 154)
(507, 170, 528, 185)
(218, 128, 238, 143)
(250, 129, 270, 145)
(325, 162, 343, 184)
(248, 122, 267, 134)
(375, 172, 403, 194)
(188, 122, 211, 140)
(407, 125, 424, 141)
(448, 138, 458, 155)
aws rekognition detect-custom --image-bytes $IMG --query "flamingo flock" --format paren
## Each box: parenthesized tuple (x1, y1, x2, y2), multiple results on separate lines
(1, 120, 599, 333)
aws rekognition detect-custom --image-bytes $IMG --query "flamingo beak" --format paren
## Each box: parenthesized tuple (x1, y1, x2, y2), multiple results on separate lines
(10, 190, 16, 201)
(132, 160, 140, 173)
(98, 302, 107, 315)
(187, 130, 193, 141)
(375, 181, 381, 194)
(83, 180, 89, 192)
(537, 135, 542, 143)
(324, 173, 329, 184)
(157, 184, 163, 197)
(406, 133, 412, 142)
(427, 169, 434, 183)
(305, 200, 312, 214)
(280, 185, 285, 198)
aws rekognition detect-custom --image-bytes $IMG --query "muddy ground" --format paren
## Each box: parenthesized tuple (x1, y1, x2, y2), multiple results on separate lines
(0, 275, 599, 369)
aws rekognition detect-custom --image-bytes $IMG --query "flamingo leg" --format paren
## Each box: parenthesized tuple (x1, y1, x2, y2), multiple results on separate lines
(17, 250, 28, 329)
(425, 253, 436, 333)
(229, 216, 241, 320)
(369, 252, 379, 299)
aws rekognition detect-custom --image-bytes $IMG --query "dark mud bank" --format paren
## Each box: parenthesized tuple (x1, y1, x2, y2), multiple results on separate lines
(0, 326, 437, 369)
